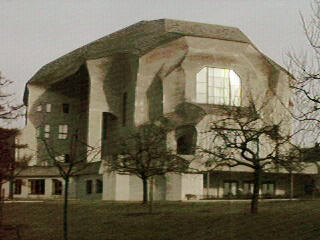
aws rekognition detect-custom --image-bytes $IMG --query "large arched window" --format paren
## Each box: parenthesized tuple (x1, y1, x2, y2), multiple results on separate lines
(176, 125, 197, 155)
(196, 67, 241, 106)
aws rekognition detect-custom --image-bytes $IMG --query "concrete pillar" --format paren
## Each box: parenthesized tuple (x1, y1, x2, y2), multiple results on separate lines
(86, 58, 112, 162)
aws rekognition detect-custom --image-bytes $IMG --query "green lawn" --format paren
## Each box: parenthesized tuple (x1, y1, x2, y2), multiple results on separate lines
(2, 200, 320, 240)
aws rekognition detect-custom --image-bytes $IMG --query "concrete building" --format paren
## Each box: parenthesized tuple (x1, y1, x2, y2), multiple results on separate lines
(3, 19, 319, 200)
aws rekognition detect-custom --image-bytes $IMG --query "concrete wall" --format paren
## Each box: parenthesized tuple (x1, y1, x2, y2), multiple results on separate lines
(21, 65, 90, 166)
(75, 174, 103, 200)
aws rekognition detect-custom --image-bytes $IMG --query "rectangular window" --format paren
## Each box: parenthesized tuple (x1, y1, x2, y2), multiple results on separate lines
(243, 181, 254, 195)
(46, 103, 51, 112)
(65, 154, 70, 163)
(14, 179, 22, 195)
(58, 125, 68, 139)
(262, 182, 275, 196)
(86, 180, 92, 194)
(55, 154, 70, 163)
(29, 179, 45, 195)
(96, 179, 103, 193)
(44, 124, 50, 138)
(223, 181, 238, 196)
(62, 104, 69, 113)
(52, 179, 62, 195)
(36, 105, 42, 112)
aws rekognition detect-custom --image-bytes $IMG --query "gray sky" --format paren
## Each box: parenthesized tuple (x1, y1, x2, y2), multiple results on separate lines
(0, 0, 313, 101)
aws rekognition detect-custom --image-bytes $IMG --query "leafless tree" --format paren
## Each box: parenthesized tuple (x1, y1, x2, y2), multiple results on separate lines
(104, 123, 191, 209)
(198, 102, 302, 214)
(40, 129, 100, 240)
(286, 0, 320, 145)
(0, 72, 29, 239)
(0, 72, 23, 122)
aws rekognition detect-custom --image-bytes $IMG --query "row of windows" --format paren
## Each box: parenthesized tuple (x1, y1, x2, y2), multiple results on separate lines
(86, 179, 103, 194)
(36, 103, 69, 113)
(37, 124, 68, 139)
(14, 179, 102, 195)
(14, 179, 60, 195)
(222, 181, 275, 196)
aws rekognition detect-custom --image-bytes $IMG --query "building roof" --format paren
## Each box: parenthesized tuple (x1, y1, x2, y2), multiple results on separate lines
(26, 19, 251, 86)
(24, 19, 290, 103)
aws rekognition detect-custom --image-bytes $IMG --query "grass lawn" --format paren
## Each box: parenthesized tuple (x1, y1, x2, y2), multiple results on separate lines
(2, 200, 320, 240)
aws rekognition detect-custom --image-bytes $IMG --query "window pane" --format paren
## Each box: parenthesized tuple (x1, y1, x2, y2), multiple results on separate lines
(197, 93, 207, 103)
(231, 182, 237, 195)
(197, 82, 207, 93)
(196, 67, 241, 106)
(230, 70, 240, 86)
(197, 68, 207, 83)
(46, 104, 51, 112)
(224, 182, 230, 195)
(214, 68, 228, 77)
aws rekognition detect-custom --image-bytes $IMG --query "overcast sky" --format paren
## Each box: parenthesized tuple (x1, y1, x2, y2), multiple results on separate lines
(0, 0, 313, 101)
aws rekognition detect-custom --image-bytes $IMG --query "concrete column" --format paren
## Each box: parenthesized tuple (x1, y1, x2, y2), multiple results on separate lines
(166, 173, 182, 200)
(45, 178, 53, 197)
(86, 58, 112, 162)
(181, 173, 203, 200)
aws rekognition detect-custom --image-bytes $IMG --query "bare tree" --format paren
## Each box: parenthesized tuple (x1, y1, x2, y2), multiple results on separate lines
(199, 102, 302, 214)
(286, 0, 320, 145)
(104, 123, 191, 207)
(0, 128, 30, 229)
(40, 129, 100, 240)
(0, 72, 23, 122)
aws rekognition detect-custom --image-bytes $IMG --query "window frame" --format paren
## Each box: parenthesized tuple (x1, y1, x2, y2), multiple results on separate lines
(86, 180, 92, 194)
(96, 179, 103, 194)
(29, 179, 45, 195)
(52, 179, 62, 195)
(196, 67, 242, 106)
(261, 181, 276, 196)
(36, 104, 42, 112)
(223, 180, 238, 197)
(62, 103, 69, 114)
(46, 103, 52, 113)
(58, 125, 68, 139)
(44, 124, 50, 139)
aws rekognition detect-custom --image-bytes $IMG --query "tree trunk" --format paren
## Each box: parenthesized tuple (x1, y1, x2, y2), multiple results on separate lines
(0, 181, 3, 227)
(149, 177, 154, 214)
(8, 177, 14, 200)
(142, 177, 148, 204)
(251, 168, 261, 214)
(206, 172, 210, 198)
(63, 177, 69, 240)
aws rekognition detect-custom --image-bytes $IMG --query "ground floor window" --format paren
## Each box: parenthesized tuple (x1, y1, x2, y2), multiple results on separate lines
(96, 179, 103, 194)
(14, 179, 22, 195)
(86, 180, 92, 194)
(29, 179, 45, 195)
(261, 182, 275, 196)
(53, 179, 62, 195)
(223, 181, 238, 197)
(243, 181, 254, 195)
